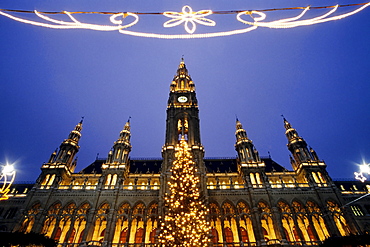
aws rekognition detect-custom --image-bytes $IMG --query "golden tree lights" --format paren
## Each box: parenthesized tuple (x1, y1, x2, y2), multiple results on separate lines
(156, 137, 210, 246)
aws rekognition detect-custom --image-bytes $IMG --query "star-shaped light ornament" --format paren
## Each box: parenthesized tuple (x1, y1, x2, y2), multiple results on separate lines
(163, 5, 215, 34)
(354, 172, 367, 182)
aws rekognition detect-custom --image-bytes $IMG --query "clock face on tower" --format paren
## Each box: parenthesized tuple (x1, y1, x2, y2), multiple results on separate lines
(178, 96, 188, 103)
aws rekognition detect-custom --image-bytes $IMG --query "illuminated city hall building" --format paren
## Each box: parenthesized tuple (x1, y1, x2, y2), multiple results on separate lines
(1, 60, 370, 246)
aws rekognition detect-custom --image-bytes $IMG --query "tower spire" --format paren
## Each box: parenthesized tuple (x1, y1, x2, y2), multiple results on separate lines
(162, 60, 205, 192)
(283, 117, 319, 164)
(170, 59, 195, 93)
(235, 119, 260, 163)
(51, 120, 83, 170)
(105, 118, 132, 167)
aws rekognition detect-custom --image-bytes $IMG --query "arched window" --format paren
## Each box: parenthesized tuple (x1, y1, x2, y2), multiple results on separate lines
(240, 227, 248, 242)
(54, 227, 62, 241)
(284, 228, 291, 242)
(135, 228, 144, 243)
(210, 203, 220, 214)
(148, 203, 158, 215)
(222, 202, 235, 215)
(78, 229, 85, 243)
(150, 228, 157, 243)
(237, 201, 249, 214)
(225, 227, 233, 243)
(250, 173, 256, 185)
(67, 228, 76, 243)
(133, 203, 145, 215)
(119, 228, 128, 243)
(259, 202, 276, 241)
(211, 228, 219, 243)
(327, 201, 350, 236)
(262, 227, 269, 241)
(105, 174, 112, 186)
(99, 229, 105, 242)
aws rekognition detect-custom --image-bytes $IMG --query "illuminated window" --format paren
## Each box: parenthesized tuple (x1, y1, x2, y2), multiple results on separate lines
(135, 228, 144, 243)
(78, 229, 85, 243)
(118, 203, 130, 215)
(211, 228, 219, 243)
(250, 173, 256, 185)
(54, 227, 62, 241)
(255, 173, 262, 185)
(327, 201, 350, 236)
(240, 227, 249, 242)
(115, 149, 121, 159)
(67, 228, 76, 243)
(222, 202, 235, 215)
(105, 174, 112, 186)
(119, 228, 127, 243)
(262, 227, 269, 241)
(237, 201, 249, 214)
(150, 228, 157, 243)
(100, 229, 105, 242)
(210, 203, 220, 215)
(317, 172, 326, 183)
(133, 203, 145, 215)
(225, 227, 234, 243)
(351, 205, 364, 216)
(312, 172, 321, 184)
(148, 203, 158, 215)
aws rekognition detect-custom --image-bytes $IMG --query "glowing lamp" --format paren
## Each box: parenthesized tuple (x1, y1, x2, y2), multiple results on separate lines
(2, 164, 14, 174)
(360, 163, 370, 174)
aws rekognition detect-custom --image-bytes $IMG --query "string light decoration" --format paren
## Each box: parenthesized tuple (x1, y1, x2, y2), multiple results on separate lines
(354, 161, 370, 182)
(0, 2, 369, 39)
(163, 5, 215, 34)
(0, 163, 16, 201)
(156, 137, 210, 246)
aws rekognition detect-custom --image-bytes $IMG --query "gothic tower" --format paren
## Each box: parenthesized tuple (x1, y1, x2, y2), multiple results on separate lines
(235, 119, 267, 188)
(101, 119, 132, 189)
(283, 117, 330, 185)
(37, 119, 83, 187)
(161, 59, 207, 197)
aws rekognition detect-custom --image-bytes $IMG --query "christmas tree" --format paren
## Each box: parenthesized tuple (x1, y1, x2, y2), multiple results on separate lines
(156, 137, 210, 247)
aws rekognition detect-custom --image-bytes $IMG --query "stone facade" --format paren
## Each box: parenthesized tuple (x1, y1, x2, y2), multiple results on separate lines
(1, 60, 369, 247)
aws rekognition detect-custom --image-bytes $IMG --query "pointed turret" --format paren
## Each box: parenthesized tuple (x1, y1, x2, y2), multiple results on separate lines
(283, 117, 320, 165)
(39, 119, 83, 187)
(52, 119, 83, 169)
(235, 118, 266, 189)
(235, 118, 261, 163)
(104, 118, 132, 169)
(170, 58, 196, 93)
(283, 117, 331, 187)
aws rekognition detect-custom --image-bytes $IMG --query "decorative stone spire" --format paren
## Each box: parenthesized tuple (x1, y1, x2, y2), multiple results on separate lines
(283, 116, 319, 164)
(105, 118, 132, 167)
(52, 120, 83, 168)
(235, 119, 260, 163)
(170, 58, 195, 93)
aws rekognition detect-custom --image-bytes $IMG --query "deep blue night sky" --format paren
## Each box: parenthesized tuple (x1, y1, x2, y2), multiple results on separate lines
(1, 0, 369, 182)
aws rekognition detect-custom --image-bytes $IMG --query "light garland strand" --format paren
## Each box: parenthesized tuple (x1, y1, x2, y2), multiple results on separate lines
(0, 164, 16, 201)
(354, 161, 370, 182)
(0, 2, 369, 39)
